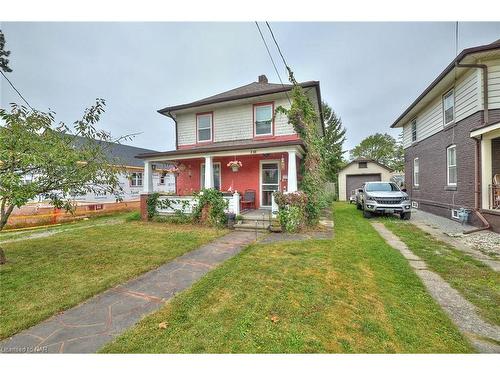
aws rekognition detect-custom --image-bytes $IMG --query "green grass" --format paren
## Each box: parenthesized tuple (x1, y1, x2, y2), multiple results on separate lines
(101, 203, 472, 353)
(0, 220, 226, 339)
(381, 218, 500, 326)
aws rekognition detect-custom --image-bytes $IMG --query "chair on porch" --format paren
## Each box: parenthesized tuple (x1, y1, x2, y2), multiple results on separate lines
(493, 174, 500, 209)
(240, 189, 256, 211)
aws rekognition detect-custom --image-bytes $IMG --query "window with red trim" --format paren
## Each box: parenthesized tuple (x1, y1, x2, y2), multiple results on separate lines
(197, 113, 213, 142)
(254, 104, 273, 136)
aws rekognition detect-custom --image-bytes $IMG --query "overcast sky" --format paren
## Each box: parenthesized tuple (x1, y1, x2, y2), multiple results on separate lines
(1, 22, 499, 153)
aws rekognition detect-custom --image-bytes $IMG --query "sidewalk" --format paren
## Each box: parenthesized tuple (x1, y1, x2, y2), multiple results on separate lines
(0, 231, 258, 354)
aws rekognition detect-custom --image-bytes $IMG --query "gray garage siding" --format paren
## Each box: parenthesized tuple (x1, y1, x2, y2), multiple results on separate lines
(345, 174, 381, 200)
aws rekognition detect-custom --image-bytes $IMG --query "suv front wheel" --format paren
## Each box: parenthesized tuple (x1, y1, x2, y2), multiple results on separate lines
(400, 212, 411, 220)
(363, 207, 372, 218)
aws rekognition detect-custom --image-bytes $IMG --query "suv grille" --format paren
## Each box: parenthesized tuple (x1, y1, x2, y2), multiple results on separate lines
(375, 198, 403, 205)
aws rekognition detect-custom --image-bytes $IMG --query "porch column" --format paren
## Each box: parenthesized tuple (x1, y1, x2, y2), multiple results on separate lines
(481, 137, 492, 210)
(204, 156, 214, 189)
(143, 161, 153, 194)
(287, 150, 298, 192)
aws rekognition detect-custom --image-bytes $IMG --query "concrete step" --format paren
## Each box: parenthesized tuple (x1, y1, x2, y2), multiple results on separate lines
(234, 222, 270, 232)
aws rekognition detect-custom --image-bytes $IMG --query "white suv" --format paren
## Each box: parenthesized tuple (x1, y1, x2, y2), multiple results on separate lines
(357, 181, 412, 220)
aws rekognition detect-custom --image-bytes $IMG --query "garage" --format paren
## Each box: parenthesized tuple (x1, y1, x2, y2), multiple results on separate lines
(338, 158, 395, 201)
(345, 174, 381, 200)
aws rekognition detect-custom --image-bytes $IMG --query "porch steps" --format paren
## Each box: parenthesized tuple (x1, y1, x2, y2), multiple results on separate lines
(234, 219, 270, 232)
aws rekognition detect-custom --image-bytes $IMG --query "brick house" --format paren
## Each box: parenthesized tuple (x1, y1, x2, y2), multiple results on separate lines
(136, 75, 323, 219)
(391, 40, 500, 232)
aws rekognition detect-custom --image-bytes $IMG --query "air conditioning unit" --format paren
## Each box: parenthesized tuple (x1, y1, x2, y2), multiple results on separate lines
(411, 201, 419, 209)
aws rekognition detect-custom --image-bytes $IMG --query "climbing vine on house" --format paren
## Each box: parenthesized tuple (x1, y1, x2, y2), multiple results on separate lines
(276, 71, 326, 225)
(192, 188, 228, 227)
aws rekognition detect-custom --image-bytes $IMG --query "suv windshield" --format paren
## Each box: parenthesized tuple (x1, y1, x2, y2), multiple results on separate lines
(365, 182, 400, 192)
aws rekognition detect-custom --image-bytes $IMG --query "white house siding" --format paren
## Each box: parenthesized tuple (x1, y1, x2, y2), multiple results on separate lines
(338, 162, 394, 201)
(486, 59, 500, 110)
(69, 171, 174, 203)
(402, 69, 480, 149)
(176, 96, 294, 147)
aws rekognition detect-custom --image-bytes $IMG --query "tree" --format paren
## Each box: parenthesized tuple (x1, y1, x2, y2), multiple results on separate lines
(0, 30, 12, 73)
(0, 100, 126, 264)
(350, 133, 404, 171)
(321, 102, 346, 184)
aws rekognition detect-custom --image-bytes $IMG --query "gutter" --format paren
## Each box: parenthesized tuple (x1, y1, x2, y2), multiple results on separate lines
(165, 111, 178, 150)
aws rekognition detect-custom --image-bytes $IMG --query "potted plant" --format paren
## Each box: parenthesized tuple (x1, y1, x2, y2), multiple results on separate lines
(235, 214, 244, 225)
(227, 160, 242, 172)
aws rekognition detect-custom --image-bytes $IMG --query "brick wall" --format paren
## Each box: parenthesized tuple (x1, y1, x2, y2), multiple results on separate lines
(404, 109, 500, 231)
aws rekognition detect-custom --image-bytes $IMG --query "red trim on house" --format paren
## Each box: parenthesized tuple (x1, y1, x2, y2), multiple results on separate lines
(253, 101, 275, 139)
(195, 111, 214, 145)
(175, 134, 300, 151)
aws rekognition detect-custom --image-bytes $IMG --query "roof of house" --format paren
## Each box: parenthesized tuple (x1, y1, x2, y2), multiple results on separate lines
(136, 138, 305, 159)
(391, 39, 500, 128)
(157, 79, 321, 114)
(339, 157, 394, 172)
(71, 136, 159, 167)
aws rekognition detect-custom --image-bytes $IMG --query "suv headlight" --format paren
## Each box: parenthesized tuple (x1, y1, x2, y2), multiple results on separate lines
(366, 195, 375, 201)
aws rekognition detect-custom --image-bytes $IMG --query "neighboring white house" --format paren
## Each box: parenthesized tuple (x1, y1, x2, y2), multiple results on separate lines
(28, 138, 175, 204)
(338, 158, 395, 201)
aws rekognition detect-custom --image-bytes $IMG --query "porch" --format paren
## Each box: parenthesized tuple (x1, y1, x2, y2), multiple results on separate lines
(137, 140, 305, 217)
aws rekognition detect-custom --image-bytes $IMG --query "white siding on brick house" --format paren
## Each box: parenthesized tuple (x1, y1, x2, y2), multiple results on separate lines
(402, 68, 481, 149)
(485, 59, 500, 110)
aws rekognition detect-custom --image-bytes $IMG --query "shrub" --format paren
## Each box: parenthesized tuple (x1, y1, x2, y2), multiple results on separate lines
(192, 188, 228, 228)
(146, 193, 160, 219)
(151, 214, 192, 225)
(274, 191, 308, 232)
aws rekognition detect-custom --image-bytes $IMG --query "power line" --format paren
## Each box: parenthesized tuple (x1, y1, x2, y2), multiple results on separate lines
(254, 22, 285, 86)
(254, 21, 290, 104)
(265, 21, 296, 84)
(1, 70, 34, 111)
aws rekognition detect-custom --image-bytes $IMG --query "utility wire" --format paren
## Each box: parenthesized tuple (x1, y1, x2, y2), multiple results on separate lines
(254, 21, 290, 104)
(265, 21, 296, 84)
(1, 70, 34, 111)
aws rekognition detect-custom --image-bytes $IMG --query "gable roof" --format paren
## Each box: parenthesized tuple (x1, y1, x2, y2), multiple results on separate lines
(71, 136, 159, 168)
(158, 80, 321, 114)
(339, 157, 394, 172)
(391, 39, 500, 128)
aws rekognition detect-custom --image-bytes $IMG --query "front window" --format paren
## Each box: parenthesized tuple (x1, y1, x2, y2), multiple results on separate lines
(447, 145, 457, 186)
(159, 172, 167, 185)
(200, 163, 221, 191)
(365, 182, 400, 192)
(197, 113, 213, 142)
(443, 90, 454, 125)
(254, 103, 273, 136)
(413, 158, 419, 187)
(130, 172, 143, 187)
(411, 118, 417, 142)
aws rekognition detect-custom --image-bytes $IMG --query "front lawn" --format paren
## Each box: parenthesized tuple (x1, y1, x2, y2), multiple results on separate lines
(382, 219, 500, 326)
(0, 218, 226, 339)
(102, 203, 472, 353)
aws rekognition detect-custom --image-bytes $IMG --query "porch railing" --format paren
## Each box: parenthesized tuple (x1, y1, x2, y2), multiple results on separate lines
(156, 192, 241, 215)
(489, 184, 500, 210)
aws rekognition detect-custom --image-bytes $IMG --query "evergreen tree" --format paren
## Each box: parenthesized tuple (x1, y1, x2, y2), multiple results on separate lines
(321, 102, 346, 184)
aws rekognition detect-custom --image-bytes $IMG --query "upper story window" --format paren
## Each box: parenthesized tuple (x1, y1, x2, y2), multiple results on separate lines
(443, 90, 454, 125)
(411, 118, 417, 142)
(197, 112, 213, 142)
(358, 162, 368, 169)
(254, 103, 273, 136)
(130, 172, 143, 187)
(447, 145, 457, 186)
(413, 158, 419, 187)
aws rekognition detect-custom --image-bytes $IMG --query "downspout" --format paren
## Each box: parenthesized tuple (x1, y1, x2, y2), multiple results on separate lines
(455, 62, 491, 233)
(455, 62, 488, 125)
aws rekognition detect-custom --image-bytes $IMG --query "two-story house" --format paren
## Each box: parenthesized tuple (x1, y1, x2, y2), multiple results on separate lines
(137, 75, 323, 218)
(391, 40, 500, 232)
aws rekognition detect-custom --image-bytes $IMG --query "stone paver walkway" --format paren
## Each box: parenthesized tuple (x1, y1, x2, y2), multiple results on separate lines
(0, 231, 258, 354)
(371, 222, 500, 353)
